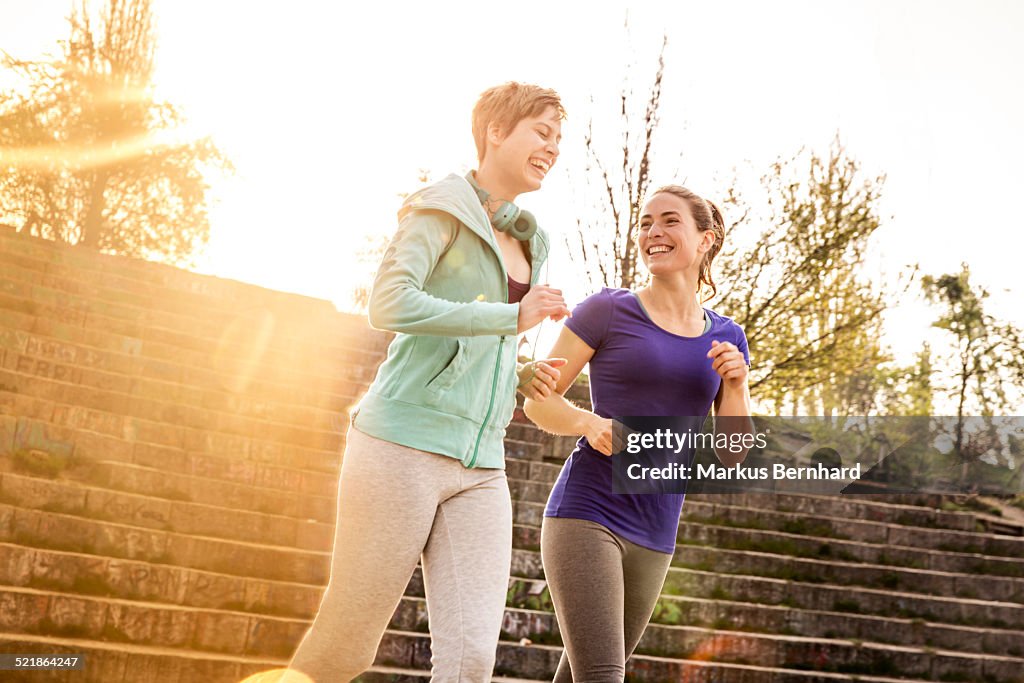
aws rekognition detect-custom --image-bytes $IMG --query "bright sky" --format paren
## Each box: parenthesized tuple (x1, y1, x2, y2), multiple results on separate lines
(3, 0, 1023, 406)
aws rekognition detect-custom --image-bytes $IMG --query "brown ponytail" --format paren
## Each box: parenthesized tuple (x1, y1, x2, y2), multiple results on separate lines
(648, 185, 726, 302)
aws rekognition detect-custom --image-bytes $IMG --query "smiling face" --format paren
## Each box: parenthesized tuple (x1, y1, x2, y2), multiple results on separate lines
(638, 192, 716, 278)
(486, 105, 562, 195)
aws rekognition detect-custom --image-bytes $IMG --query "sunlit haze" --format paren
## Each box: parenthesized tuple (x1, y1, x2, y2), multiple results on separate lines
(3, 0, 1023, 383)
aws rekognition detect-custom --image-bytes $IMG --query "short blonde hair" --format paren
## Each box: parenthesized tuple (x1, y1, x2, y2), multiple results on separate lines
(472, 82, 566, 163)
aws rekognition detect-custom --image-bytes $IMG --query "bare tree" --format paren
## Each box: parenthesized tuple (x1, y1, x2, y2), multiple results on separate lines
(568, 31, 667, 291)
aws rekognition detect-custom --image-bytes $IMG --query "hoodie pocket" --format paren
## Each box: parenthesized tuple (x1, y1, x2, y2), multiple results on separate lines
(425, 337, 468, 402)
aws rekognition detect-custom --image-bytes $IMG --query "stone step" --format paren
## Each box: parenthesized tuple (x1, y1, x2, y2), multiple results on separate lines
(0, 542, 473, 627)
(17, 452, 1020, 596)
(522, 495, 1024, 574)
(0, 628, 959, 683)
(0, 239, 388, 360)
(6, 544, 1015, 679)
(694, 491, 981, 533)
(506, 467, 983, 533)
(0, 542, 321, 618)
(115, 439, 338, 494)
(983, 516, 1024, 537)
(10, 519, 1014, 643)
(35, 585, 999, 676)
(6, 458, 1015, 618)
(518, 502, 1014, 581)
(501, 570, 1024, 654)
(0, 306, 370, 418)
(641, 624, 1024, 681)
(74, 456, 1001, 574)
(0, 325, 356, 435)
(7, 472, 1016, 616)
(0, 238, 253, 316)
(355, 663, 937, 683)
(0, 226, 328, 315)
(23, 583, 1009, 677)
(684, 495, 1024, 558)
(13, 509, 1007, 637)
(375, 630, 967, 683)
(0, 298, 378, 420)
(506, 444, 1023, 536)
(0, 585, 306, 659)
(355, 668, 929, 683)
(0, 366, 345, 453)
(0, 281, 384, 404)
(356, 668, 546, 683)
(671, 545, 1024, 603)
(509, 547, 1024, 632)
(0, 502, 329, 584)
(0, 227, 383, 344)
(0, 268, 372, 374)
(47, 432, 1002, 555)
(644, 595, 1024, 661)
(511, 518, 1024, 591)
(1, 412, 343, 485)
(0, 630, 284, 682)
(0, 406, 346, 485)
(509, 479, 1020, 557)
(660, 566, 1024, 630)
(679, 498, 953, 545)
(392, 593, 1024, 659)
(0, 471, 332, 554)
(673, 518, 1024, 579)
(0, 400, 344, 485)
(70, 459, 336, 523)
(499, 550, 1024, 631)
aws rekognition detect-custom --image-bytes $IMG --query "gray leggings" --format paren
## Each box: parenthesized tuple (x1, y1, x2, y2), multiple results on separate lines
(541, 517, 673, 683)
(287, 427, 513, 682)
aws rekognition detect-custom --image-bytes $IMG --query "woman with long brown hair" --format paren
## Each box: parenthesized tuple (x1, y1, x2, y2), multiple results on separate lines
(524, 185, 754, 682)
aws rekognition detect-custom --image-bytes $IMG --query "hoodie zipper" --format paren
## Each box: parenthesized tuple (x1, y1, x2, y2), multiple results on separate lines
(465, 182, 543, 468)
(468, 230, 516, 469)
(468, 334, 505, 468)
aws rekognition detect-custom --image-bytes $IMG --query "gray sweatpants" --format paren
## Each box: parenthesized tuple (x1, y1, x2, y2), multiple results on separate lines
(287, 427, 513, 682)
(541, 517, 673, 683)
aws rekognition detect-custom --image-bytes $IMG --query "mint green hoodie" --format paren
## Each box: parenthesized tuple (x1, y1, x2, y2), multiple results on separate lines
(353, 173, 550, 469)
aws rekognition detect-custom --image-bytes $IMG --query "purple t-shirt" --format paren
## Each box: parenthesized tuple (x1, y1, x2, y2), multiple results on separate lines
(544, 287, 750, 554)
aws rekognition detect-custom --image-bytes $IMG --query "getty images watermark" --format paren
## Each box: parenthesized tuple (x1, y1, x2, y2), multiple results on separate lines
(609, 416, 1024, 496)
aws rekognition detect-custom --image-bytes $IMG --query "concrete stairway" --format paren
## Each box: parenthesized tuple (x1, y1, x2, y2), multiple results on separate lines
(1, 226, 1022, 683)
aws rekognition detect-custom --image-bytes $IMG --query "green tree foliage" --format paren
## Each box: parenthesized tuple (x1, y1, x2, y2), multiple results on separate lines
(0, 0, 230, 264)
(877, 345, 934, 417)
(922, 265, 1024, 459)
(717, 136, 912, 417)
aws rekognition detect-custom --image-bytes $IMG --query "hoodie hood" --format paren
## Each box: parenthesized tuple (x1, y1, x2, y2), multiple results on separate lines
(398, 173, 550, 273)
